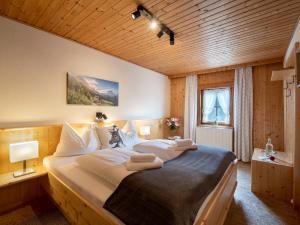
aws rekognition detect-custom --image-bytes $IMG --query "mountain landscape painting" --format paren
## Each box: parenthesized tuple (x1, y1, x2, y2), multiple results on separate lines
(67, 73, 119, 106)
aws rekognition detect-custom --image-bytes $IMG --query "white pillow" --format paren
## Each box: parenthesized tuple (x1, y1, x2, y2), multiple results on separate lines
(119, 121, 140, 147)
(96, 126, 125, 148)
(54, 123, 100, 156)
(95, 126, 111, 149)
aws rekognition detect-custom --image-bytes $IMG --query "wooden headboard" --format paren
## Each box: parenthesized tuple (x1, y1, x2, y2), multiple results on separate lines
(0, 119, 165, 174)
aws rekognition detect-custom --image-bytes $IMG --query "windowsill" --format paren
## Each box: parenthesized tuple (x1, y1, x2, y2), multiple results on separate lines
(198, 124, 233, 129)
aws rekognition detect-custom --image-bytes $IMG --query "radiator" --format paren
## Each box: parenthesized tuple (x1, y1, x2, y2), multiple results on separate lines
(196, 126, 233, 151)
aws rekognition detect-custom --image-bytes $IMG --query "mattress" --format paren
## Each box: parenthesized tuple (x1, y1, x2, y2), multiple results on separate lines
(43, 154, 226, 225)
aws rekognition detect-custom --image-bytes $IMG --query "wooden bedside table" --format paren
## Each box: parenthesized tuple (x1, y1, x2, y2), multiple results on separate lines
(0, 165, 47, 214)
(251, 148, 293, 202)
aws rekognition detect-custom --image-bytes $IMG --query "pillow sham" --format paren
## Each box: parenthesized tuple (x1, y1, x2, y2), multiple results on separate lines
(119, 121, 140, 147)
(96, 125, 124, 149)
(54, 123, 100, 156)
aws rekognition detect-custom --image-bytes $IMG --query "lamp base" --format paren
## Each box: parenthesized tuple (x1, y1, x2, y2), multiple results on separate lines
(13, 168, 36, 178)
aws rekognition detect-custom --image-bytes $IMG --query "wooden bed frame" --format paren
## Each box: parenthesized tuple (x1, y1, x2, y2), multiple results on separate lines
(0, 122, 237, 225)
(41, 160, 238, 225)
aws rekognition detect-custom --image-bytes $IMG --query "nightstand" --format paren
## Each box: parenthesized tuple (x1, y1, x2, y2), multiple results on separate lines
(251, 148, 293, 202)
(0, 165, 47, 214)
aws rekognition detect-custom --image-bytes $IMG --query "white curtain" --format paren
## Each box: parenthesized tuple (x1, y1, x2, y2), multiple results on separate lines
(234, 67, 253, 162)
(202, 90, 217, 122)
(184, 75, 198, 142)
(217, 88, 230, 124)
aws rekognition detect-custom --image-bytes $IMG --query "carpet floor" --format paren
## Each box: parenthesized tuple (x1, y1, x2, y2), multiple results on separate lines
(0, 162, 299, 225)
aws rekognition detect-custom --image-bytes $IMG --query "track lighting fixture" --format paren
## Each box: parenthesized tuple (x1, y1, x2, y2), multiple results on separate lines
(131, 10, 141, 20)
(131, 5, 175, 45)
(157, 30, 164, 38)
(150, 20, 158, 29)
(131, 5, 144, 20)
(170, 32, 174, 45)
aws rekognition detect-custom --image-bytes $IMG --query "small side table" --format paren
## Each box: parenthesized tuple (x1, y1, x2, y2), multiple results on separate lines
(0, 166, 48, 213)
(251, 148, 293, 202)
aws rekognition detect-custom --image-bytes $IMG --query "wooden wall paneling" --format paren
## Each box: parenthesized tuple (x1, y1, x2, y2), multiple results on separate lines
(170, 62, 284, 153)
(295, 86, 300, 211)
(0, 119, 165, 174)
(170, 77, 186, 137)
(293, 42, 300, 211)
(252, 63, 284, 151)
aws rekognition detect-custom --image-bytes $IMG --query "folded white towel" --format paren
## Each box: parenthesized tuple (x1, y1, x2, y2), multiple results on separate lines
(170, 144, 198, 151)
(175, 139, 193, 147)
(130, 153, 156, 162)
(126, 157, 163, 171)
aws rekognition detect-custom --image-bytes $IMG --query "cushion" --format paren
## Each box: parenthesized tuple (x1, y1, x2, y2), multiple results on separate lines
(96, 125, 124, 149)
(54, 123, 100, 156)
(119, 121, 140, 147)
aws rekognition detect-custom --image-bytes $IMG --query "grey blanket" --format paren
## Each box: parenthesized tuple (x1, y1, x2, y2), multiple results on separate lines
(103, 145, 236, 225)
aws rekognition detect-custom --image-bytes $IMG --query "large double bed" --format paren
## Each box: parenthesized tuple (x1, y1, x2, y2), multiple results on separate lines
(41, 144, 237, 225)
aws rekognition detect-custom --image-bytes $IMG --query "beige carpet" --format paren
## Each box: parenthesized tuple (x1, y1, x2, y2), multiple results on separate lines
(1, 163, 299, 225)
(224, 163, 300, 225)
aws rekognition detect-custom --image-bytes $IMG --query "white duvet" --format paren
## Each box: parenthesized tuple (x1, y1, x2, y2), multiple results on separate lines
(133, 139, 197, 161)
(76, 148, 135, 187)
(76, 140, 196, 187)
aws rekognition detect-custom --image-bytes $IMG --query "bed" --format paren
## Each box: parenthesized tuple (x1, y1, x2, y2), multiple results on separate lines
(41, 145, 237, 225)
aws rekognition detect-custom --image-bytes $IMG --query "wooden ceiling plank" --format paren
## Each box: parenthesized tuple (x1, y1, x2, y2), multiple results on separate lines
(106, 4, 299, 56)
(0, 0, 298, 75)
(79, 2, 137, 44)
(43, 0, 84, 31)
(95, 0, 289, 51)
(5, 0, 26, 19)
(0, 0, 12, 15)
(91, 0, 266, 49)
(34, 0, 65, 28)
(125, 35, 290, 66)
(125, 32, 292, 65)
(179, 0, 298, 39)
(50, 0, 95, 34)
(175, 0, 296, 33)
(66, 0, 126, 40)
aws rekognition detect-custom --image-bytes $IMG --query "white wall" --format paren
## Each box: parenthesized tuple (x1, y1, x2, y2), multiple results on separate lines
(0, 17, 170, 128)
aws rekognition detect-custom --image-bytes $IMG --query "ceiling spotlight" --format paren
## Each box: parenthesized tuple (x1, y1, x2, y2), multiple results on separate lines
(157, 30, 164, 38)
(131, 10, 141, 20)
(150, 20, 158, 29)
(170, 32, 174, 45)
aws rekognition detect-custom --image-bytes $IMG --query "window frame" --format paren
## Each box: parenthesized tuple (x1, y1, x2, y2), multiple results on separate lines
(199, 87, 234, 127)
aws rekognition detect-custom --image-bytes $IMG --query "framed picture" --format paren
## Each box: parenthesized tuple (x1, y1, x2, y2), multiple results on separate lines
(67, 73, 119, 106)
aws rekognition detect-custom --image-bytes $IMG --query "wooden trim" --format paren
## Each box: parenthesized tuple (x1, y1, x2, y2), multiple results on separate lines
(271, 68, 295, 81)
(198, 87, 234, 128)
(41, 160, 237, 225)
(169, 57, 283, 78)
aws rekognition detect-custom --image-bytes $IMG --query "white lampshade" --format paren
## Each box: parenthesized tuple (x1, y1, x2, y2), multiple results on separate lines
(9, 141, 39, 163)
(140, 126, 151, 136)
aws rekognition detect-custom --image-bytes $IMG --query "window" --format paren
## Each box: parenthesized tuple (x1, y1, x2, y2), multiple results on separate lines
(201, 88, 231, 125)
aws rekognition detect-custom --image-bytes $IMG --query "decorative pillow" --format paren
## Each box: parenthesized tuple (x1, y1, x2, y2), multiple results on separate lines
(96, 125, 124, 149)
(119, 121, 140, 147)
(54, 123, 101, 156)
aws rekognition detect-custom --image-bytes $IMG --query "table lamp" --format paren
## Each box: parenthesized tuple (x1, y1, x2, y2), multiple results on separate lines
(9, 141, 39, 177)
(140, 126, 151, 139)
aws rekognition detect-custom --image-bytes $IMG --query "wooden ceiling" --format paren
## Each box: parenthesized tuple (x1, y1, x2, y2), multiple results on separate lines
(0, 0, 299, 76)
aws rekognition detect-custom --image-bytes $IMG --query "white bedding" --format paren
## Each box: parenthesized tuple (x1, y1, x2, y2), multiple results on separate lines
(43, 155, 115, 206)
(133, 139, 195, 161)
(43, 148, 225, 225)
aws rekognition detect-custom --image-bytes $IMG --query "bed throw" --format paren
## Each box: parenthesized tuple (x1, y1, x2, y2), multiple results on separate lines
(104, 145, 236, 225)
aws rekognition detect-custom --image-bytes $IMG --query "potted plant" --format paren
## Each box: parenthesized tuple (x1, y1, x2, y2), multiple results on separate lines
(165, 118, 180, 138)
